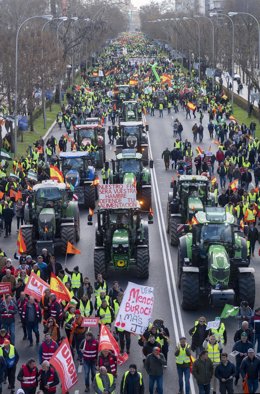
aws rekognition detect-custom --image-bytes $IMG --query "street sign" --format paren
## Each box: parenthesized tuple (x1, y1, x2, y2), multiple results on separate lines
(99, 184, 137, 209)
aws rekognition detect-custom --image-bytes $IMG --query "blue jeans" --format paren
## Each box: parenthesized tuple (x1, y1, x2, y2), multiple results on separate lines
(26, 321, 39, 344)
(220, 175, 226, 188)
(2, 321, 15, 345)
(248, 379, 258, 393)
(149, 375, 163, 394)
(198, 383, 210, 394)
(83, 360, 96, 388)
(177, 366, 190, 394)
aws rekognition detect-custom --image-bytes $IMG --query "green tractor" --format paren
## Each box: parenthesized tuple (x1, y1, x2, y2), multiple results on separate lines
(119, 101, 142, 122)
(110, 149, 153, 211)
(178, 208, 255, 310)
(167, 175, 211, 246)
(74, 123, 105, 169)
(116, 121, 149, 165)
(21, 180, 80, 256)
(91, 206, 153, 279)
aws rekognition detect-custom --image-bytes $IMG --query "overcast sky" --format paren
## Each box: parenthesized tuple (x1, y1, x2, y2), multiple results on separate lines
(131, 0, 155, 8)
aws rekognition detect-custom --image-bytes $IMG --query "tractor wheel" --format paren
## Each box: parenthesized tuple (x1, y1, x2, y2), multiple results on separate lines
(181, 273, 200, 310)
(94, 249, 107, 278)
(60, 226, 76, 255)
(169, 216, 181, 246)
(166, 202, 170, 234)
(178, 240, 188, 289)
(136, 247, 149, 279)
(21, 226, 35, 256)
(97, 149, 104, 169)
(75, 217, 80, 242)
(141, 188, 151, 211)
(142, 147, 149, 166)
(84, 185, 96, 210)
(238, 273, 255, 308)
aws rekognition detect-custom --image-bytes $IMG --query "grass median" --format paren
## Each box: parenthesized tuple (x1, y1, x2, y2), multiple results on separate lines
(17, 103, 61, 157)
(232, 103, 260, 138)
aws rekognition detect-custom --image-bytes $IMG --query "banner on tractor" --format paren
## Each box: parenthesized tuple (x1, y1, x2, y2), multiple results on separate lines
(115, 282, 154, 335)
(99, 184, 137, 209)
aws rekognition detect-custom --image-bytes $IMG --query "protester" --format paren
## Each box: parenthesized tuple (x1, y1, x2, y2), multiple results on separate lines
(145, 347, 166, 394)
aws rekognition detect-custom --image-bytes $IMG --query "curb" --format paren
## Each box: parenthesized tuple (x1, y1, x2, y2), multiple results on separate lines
(42, 120, 57, 142)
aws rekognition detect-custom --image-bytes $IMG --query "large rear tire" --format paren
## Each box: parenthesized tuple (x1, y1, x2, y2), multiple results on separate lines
(170, 216, 181, 246)
(60, 225, 76, 255)
(238, 273, 255, 308)
(21, 226, 35, 256)
(75, 218, 80, 242)
(181, 273, 200, 310)
(97, 149, 104, 169)
(141, 188, 151, 211)
(94, 249, 107, 278)
(136, 247, 149, 279)
(142, 147, 149, 166)
(84, 185, 96, 210)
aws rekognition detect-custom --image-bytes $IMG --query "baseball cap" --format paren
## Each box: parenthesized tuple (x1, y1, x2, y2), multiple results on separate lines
(26, 255, 32, 259)
(241, 332, 248, 337)
(248, 348, 255, 353)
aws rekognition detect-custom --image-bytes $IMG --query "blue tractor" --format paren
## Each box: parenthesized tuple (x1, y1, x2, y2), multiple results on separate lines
(59, 151, 98, 209)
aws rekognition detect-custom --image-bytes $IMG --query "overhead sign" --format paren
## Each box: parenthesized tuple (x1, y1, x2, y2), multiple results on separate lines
(115, 282, 154, 335)
(99, 184, 137, 209)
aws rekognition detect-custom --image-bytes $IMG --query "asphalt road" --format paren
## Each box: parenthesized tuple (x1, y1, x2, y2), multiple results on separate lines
(3, 103, 260, 394)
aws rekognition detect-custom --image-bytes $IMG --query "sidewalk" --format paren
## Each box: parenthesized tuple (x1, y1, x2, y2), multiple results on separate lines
(221, 74, 260, 107)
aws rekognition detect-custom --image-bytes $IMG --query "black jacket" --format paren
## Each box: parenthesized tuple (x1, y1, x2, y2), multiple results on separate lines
(241, 356, 260, 379)
(189, 323, 209, 350)
(2, 207, 14, 222)
(120, 371, 144, 394)
(234, 328, 253, 343)
(215, 361, 235, 380)
(232, 340, 253, 362)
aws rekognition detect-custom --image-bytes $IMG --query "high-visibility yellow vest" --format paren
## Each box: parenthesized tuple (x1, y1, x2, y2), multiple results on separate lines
(248, 193, 257, 203)
(245, 209, 255, 222)
(79, 300, 91, 317)
(95, 373, 114, 394)
(211, 322, 225, 344)
(122, 371, 142, 391)
(61, 274, 69, 284)
(71, 273, 81, 289)
(94, 282, 107, 297)
(99, 307, 112, 325)
(225, 204, 233, 214)
(65, 312, 75, 325)
(206, 343, 220, 363)
(96, 295, 110, 310)
(176, 345, 190, 364)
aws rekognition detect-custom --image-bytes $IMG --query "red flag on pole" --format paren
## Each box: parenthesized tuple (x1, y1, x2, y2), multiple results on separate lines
(49, 338, 78, 394)
(98, 324, 128, 365)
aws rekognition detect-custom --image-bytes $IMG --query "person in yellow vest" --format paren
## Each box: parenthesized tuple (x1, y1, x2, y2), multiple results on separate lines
(95, 290, 110, 311)
(94, 273, 108, 297)
(65, 266, 83, 298)
(79, 294, 93, 317)
(244, 203, 257, 224)
(64, 306, 76, 339)
(57, 269, 69, 284)
(189, 316, 209, 357)
(32, 263, 41, 277)
(96, 299, 114, 329)
(120, 364, 144, 393)
(203, 334, 222, 394)
(248, 188, 258, 204)
(2, 338, 19, 393)
(209, 317, 227, 345)
(175, 336, 191, 394)
(225, 202, 234, 215)
(93, 366, 116, 394)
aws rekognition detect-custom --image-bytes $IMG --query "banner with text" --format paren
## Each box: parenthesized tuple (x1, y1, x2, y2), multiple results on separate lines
(50, 337, 78, 394)
(99, 184, 137, 209)
(115, 282, 154, 335)
(24, 272, 50, 301)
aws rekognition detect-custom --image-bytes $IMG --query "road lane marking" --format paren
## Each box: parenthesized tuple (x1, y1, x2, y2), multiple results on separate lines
(147, 128, 196, 394)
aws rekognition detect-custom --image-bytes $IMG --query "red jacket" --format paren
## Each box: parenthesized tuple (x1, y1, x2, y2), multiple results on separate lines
(39, 340, 58, 363)
(18, 364, 38, 389)
(216, 150, 225, 163)
(98, 352, 117, 376)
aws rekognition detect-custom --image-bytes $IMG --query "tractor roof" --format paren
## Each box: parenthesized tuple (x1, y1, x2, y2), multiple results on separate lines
(84, 117, 100, 124)
(116, 149, 142, 160)
(59, 151, 90, 159)
(123, 100, 138, 104)
(33, 180, 66, 191)
(75, 124, 102, 130)
(196, 207, 235, 224)
(120, 121, 143, 127)
(179, 175, 209, 183)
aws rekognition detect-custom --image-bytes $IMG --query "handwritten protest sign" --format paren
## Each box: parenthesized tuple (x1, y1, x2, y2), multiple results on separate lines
(99, 184, 137, 209)
(115, 282, 154, 335)
(206, 320, 220, 331)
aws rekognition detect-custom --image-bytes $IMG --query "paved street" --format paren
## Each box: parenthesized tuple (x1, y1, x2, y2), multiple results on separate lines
(3, 99, 260, 393)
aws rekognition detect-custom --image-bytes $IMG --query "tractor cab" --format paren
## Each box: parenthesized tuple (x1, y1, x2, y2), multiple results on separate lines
(74, 124, 105, 168)
(116, 121, 149, 164)
(120, 101, 142, 122)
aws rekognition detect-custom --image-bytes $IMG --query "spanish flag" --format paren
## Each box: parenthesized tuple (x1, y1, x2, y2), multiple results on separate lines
(66, 241, 81, 255)
(211, 177, 217, 185)
(50, 165, 64, 183)
(50, 273, 71, 302)
(187, 102, 196, 111)
(17, 229, 26, 254)
(230, 179, 239, 191)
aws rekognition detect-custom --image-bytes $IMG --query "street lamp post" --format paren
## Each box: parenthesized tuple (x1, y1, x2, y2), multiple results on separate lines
(228, 11, 260, 70)
(210, 12, 235, 108)
(183, 17, 201, 81)
(195, 15, 215, 91)
(14, 15, 53, 154)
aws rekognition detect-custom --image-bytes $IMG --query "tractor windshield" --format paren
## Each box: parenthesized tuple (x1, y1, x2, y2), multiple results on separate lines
(118, 159, 140, 173)
(62, 158, 84, 172)
(36, 187, 62, 203)
(78, 129, 95, 140)
(181, 182, 208, 200)
(124, 126, 140, 136)
(201, 224, 232, 244)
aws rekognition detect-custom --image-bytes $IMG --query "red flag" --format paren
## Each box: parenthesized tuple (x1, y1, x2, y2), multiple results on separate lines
(49, 338, 78, 394)
(50, 165, 64, 183)
(66, 241, 81, 255)
(24, 272, 50, 301)
(15, 190, 22, 202)
(17, 229, 26, 254)
(98, 324, 128, 365)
